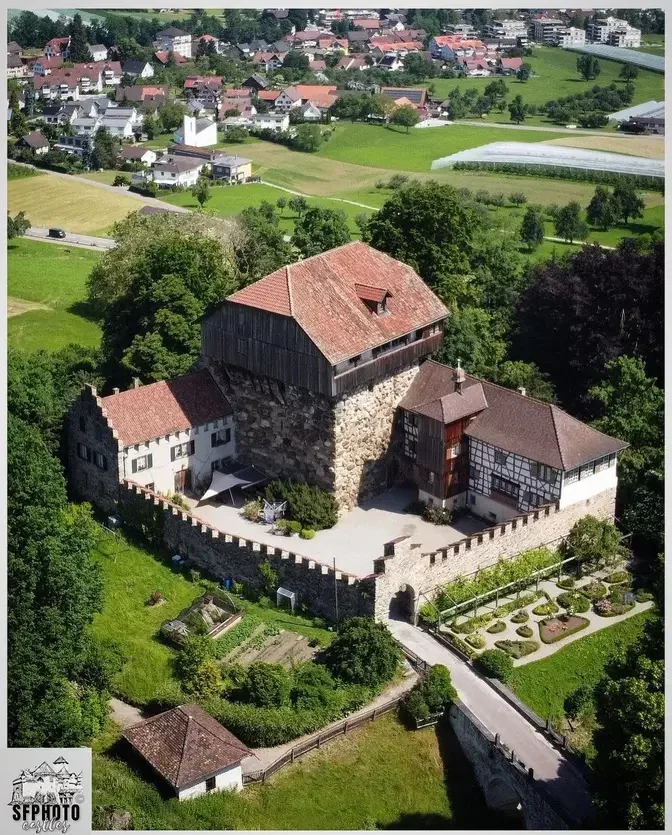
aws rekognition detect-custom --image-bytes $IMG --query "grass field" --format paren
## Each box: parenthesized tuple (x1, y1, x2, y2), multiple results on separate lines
(509, 610, 652, 724)
(93, 712, 502, 830)
(425, 46, 665, 124)
(8, 173, 139, 235)
(91, 530, 334, 706)
(544, 134, 665, 159)
(7, 238, 102, 352)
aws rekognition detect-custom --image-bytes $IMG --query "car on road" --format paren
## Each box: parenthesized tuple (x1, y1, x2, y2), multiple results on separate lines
(48, 228, 67, 239)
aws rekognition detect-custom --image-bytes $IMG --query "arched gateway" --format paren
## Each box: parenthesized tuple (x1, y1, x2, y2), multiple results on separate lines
(388, 584, 418, 623)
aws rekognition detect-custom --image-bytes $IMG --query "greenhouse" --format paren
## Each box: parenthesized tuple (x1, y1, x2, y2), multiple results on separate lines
(562, 43, 664, 73)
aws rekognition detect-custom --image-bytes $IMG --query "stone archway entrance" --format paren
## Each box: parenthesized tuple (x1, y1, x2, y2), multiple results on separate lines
(485, 777, 526, 828)
(388, 584, 417, 623)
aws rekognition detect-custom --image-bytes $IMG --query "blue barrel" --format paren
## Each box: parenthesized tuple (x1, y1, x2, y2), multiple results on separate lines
(224, 577, 232, 591)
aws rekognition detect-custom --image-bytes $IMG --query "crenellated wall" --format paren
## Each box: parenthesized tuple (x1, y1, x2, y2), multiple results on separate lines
(373, 489, 617, 621)
(118, 481, 375, 622)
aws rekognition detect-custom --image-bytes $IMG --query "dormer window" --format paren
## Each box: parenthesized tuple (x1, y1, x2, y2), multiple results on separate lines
(354, 283, 392, 315)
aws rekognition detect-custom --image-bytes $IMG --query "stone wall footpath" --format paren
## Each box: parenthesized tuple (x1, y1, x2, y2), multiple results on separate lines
(373, 489, 617, 620)
(118, 481, 375, 622)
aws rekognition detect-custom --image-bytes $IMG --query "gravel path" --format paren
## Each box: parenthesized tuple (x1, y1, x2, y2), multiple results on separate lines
(109, 697, 144, 729)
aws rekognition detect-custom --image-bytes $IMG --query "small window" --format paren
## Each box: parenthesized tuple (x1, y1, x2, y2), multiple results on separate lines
(494, 450, 508, 467)
(580, 462, 595, 480)
(594, 455, 610, 472)
(94, 452, 108, 471)
(428, 471, 435, 485)
(403, 437, 417, 460)
(211, 428, 231, 448)
(205, 776, 216, 792)
(79, 416, 86, 432)
(95, 424, 103, 442)
(531, 462, 557, 484)
(171, 441, 195, 461)
(132, 454, 153, 473)
(77, 442, 91, 462)
(469, 465, 479, 480)
(564, 468, 579, 485)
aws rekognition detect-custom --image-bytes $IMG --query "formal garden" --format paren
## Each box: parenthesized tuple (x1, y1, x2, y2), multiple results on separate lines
(419, 516, 654, 667)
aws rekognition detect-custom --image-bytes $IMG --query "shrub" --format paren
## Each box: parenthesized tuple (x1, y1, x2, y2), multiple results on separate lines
(635, 589, 654, 603)
(564, 684, 594, 720)
(577, 581, 608, 602)
(265, 479, 338, 530)
(188, 568, 201, 584)
(487, 620, 506, 633)
(245, 662, 291, 708)
(146, 681, 186, 712)
(452, 611, 494, 634)
(113, 174, 130, 186)
(419, 602, 439, 626)
(495, 639, 539, 659)
(242, 499, 262, 522)
(403, 689, 430, 722)
(175, 635, 213, 682)
(422, 665, 457, 712)
(604, 570, 630, 585)
(147, 590, 165, 606)
(259, 559, 278, 596)
(556, 591, 590, 613)
(556, 576, 576, 590)
(465, 633, 486, 649)
(189, 657, 225, 699)
(516, 625, 533, 638)
(325, 618, 401, 687)
(300, 528, 316, 539)
(475, 649, 514, 682)
(287, 520, 302, 534)
(532, 601, 559, 616)
(510, 609, 529, 623)
(290, 662, 336, 711)
(442, 632, 476, 660)
(509, 191, 527, 205)
(422, 505, 453, 525)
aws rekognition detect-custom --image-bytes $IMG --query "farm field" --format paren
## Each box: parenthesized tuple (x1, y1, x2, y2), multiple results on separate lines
(8, 173, 139, 235)
(93, 713, 501, 830)
(91, 530, 333, 706)
(509, 610, 652, 726)
(544, 134, 665, 159)
(424, 46, 664, 123)
(7, 238, 102, 352)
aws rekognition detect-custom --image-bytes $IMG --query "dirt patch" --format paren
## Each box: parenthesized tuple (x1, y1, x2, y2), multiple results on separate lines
(543, 134, 665, 160)
(7, 297, 51, 317)
(235, 630, 317, 669)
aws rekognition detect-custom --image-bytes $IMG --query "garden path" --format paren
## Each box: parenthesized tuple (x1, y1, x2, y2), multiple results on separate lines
(109, 697, 144, 729)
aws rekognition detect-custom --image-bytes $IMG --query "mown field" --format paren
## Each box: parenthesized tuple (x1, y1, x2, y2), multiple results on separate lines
(425, 46, 665, 125)
(510, 610, 651, 724)
(93, 712, 504, 830)
(7, 238, 102, 352)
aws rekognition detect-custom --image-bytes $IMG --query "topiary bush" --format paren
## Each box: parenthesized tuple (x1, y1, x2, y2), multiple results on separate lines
(300, 528, 316, 539)
(578, 581, 608, 601)
(442, 632, 477, 659)
(324, 617, 401, 687)
(516, 625, 533, 638)
(475, 649, 514, 682)
(465, 633, 486, 649)
(487, 620, 506, 634)
(556, 591, 590, 613)
(510, 609, 529, 623)
(495, 639, 539, 659)
(532, 601, 559, 616)
(265, 479, 338, 530)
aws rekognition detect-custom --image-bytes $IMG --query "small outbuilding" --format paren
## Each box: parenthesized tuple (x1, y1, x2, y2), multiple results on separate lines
(122, 703, 251, 800)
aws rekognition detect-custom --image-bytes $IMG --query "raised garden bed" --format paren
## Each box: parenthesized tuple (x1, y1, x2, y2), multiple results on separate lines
(538, 614, 589, 644)
(604, 570, 630, 585)
(556, 576, 576, 590)
(556, 591, 590, 613)
(487, 620, 506, 634)
(160, 592, 242, 647)
(532, 601, 559, 616)
(465, 633, 486, 649)
(510, 609, 529, 624)
(494, 639, 539, 659)
(594, 590, 636, 618)
(577, 581, 608, 602)
(516, 625, 534, 638)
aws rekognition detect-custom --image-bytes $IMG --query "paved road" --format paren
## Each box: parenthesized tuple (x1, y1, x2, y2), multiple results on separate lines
(543, 235, 616, 250)
(387, 619, 593, 825)
(26, 226, 116, 251)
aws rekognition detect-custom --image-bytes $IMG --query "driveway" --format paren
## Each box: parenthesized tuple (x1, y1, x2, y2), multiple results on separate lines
(26, 226, 115, 251)
(387, 619, 593, 825)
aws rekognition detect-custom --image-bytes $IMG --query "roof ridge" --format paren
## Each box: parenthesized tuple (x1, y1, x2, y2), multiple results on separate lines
(176, 707, 192, 785)
(285, 264, 293, 315)
(548, 403, 566, 470)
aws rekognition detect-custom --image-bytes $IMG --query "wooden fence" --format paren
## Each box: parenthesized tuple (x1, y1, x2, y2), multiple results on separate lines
(242, 696, 402, 785)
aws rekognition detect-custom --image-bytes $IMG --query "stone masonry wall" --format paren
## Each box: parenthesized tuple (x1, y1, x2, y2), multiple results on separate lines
(373, 488, 617, 620)
(66, 385, 124, 515)
(333, 364, 420, 510)
(118, 481, 375, 622)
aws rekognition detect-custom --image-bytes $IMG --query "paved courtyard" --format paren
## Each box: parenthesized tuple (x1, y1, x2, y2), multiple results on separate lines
(185, 487, 487, 578)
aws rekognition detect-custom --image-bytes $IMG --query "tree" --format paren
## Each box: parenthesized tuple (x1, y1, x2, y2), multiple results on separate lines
(235, 205, 293, 286)
(159, 101, 187, 132)
(292, 123, 322, 153)
(619, 63, 639, 81)
(577, 54, 600, 81)
(496, 360, 555, 402)
(554, 201, 588, 243)
(325, 618, 401, 687)
(68, 13, 91, 63)
(354, 213, 369, 235)
(8, 415, 105, 746)
(611, 181, 645, 224)
(282, 50, 309, 73)
(484, 78, 507, 110)
(519, 206, 544, 251)
(142, 113, 159, 139)
(291, 662, 337, 711)
(288, 195, 309, 217)
(364, 182, 478, 294)
(516, 64, 531, 82)
(439, 306, 507, 379)
(508, 94, 528, 124)
(7, 211, 31, 240)
(563, 516, 625, 569)
(585, 186, 617, 230)
(476, 649, 513, 682)
(512, 237, 663, 414)
(390, 104, 420, 132)
(91, 127, 120, 170)
(403, 52, 435, 82)
(276, 197, 287, 215)
(191, 175, 211, 208)
(292, 207, 350, 258)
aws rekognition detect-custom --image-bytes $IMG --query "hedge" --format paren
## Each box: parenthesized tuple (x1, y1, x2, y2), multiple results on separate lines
(265, 479, 338, 530)
(475, 649, 514, 682)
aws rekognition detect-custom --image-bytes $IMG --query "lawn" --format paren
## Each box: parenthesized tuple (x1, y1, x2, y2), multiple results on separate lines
(7, 238, 103, 352)
(509, 610, 652, 724)
(162, 182, 371, 234)
(425, 45, 664, 122)
(91, 530, 334, 706)
(93, 713, 502, 830)
(8, 174, 139, 235)
(317, 122, 567, 171)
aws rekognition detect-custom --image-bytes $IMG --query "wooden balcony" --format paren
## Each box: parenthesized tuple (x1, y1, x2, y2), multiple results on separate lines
(490, 488, 520, 509)
(331, 332, 443, 396)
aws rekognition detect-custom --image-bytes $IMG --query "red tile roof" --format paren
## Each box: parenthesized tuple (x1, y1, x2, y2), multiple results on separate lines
(226, 242, 449, 364)
(500, 57, 523, 70)
(124, 703, 250, 790)
(101, 369, 232, 446)
(257, 89, 280, 101)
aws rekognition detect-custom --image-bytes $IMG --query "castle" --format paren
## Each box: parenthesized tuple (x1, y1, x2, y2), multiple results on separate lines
(67, 242, 626, 620)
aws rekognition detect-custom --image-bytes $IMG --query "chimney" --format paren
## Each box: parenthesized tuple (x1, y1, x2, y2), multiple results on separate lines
(132, 377, 141, 389)
(113, 387, 120, 395)
(518, 386, 527, 397)
(454, 359, 466, 395)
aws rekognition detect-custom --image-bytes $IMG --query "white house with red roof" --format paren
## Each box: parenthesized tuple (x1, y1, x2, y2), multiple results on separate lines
(43, 36, 70, 58)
